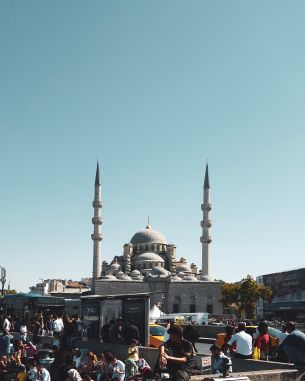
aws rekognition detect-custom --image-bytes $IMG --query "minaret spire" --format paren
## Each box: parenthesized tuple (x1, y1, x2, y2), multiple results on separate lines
(200, 163, 212, 279)
(91, 161, 103, 290)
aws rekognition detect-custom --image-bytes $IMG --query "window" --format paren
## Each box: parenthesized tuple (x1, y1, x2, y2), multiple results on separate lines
(207, 304, 213, 313)
(190, 304, 196, 313)
(173, 304, 179, 313)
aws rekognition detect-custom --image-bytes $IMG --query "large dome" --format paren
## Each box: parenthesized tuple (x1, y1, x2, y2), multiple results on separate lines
(130, 225, 167, 245)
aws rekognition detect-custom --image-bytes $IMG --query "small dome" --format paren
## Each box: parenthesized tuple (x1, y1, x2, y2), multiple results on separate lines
(130, 225, 167, 245)
(176, 271, 185, 278)
(171, 275, 182, 282)
(100, 274, 117, 280)
(151, 266, 170, 276)
(135, 252, 164, 263)
(130, 270, 141, 276)
(183, 274, 199, 282)
(176, 264, 192, 273)
(120, 274, 132, 281)
(116, 271, 125, 279)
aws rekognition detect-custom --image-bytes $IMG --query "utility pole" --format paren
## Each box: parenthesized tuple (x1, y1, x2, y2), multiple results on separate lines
(0, 267, 6, 296)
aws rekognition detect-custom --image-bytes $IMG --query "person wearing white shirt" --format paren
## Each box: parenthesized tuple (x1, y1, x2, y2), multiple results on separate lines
(53, 315, 64, 338)
(227, 322, 253, 359)
(37, 363, 51, 381)
(3, 316, 11, 332)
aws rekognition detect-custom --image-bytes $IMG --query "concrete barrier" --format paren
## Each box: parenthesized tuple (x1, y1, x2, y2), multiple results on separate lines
(191, 369, 299, 381)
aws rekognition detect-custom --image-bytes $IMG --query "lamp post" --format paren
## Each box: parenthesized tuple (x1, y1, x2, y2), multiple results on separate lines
(0, 267, 6, 296)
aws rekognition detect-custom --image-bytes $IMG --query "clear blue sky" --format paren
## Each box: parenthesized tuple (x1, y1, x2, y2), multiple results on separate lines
(1, 1, 305, 292)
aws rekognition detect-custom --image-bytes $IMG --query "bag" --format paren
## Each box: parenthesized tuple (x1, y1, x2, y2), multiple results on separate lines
(252, 346, 260, 360)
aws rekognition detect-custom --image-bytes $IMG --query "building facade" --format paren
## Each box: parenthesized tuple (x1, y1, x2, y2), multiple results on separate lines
(92, 163, 223, 314)
(257, 267, 305, 322)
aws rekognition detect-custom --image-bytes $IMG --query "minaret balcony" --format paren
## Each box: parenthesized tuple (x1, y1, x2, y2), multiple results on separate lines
(92, 200, 103, 208)
(200, 235, 212, 244)
(91, 233, 103, 241)
(201, 203, 212, 212)
(201, 220, 212, 228)
(92, 217, 103, 225)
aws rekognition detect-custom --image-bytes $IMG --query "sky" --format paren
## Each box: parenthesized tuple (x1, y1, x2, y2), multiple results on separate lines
(1, 1, 305, 292)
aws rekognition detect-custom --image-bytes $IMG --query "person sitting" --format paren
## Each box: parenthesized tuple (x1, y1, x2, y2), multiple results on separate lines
(68, 368, 83, 381)
(254, 321, 270, 360)
(210, 344, 232, 376)
(159, 324, 193, 381)
(16, 363, 27, 381)
(227, 322, 252, 359)
(96, 352, 111, 381)
(27, 358, 37, 381)
(85, 351, 98, 374)
(104, 352, 125, 381)
(277, 321, 305, 371)
(126, 338, 139, 377)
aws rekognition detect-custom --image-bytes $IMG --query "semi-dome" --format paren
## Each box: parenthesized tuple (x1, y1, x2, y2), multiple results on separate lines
(151, 266, 170, 277)
(130, 225, 167, 245)
(135, 252, 164, 263)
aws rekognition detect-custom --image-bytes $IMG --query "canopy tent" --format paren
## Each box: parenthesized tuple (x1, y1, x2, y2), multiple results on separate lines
(149, 304, 163, 321)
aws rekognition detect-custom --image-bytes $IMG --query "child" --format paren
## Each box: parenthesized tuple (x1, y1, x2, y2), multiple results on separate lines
(16, 363, 27, 381)
(126, 339, 139, 377)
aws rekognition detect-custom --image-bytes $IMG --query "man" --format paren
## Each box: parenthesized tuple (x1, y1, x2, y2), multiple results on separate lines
(159, 324, 193, 381)
(53, 315, 64, 338)
(125, 320, 140, 345)
(210, 344, 232, 376)
(227, 322, 252, 359)
(0, 330, 13, 357)
(104, 352, 125, 381)
(36, 362, 51, 381)
(277, 321, 305, 370)
(2, 316, 11, 333)
(109, 318, 124, 344)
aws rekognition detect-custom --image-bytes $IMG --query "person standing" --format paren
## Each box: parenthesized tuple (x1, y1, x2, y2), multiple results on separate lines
(0, 331, 13, 357)
(2, 316, 11, 333)
(227, 322, 253, 359)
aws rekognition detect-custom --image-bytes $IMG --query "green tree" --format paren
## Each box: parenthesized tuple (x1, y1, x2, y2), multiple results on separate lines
(220, 275, 272, 319)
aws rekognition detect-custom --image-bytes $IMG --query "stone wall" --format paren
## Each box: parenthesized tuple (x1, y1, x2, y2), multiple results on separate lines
(94, 280, 223, 315)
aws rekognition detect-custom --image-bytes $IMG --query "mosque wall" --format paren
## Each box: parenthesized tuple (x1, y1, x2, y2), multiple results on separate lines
(94, 280, 223, 315)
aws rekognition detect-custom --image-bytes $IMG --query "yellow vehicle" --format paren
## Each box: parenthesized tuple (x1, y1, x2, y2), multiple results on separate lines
(149, 323, 166, 348)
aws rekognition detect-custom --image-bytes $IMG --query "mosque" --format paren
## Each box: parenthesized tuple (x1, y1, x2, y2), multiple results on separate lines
(91, 163, 223, 315)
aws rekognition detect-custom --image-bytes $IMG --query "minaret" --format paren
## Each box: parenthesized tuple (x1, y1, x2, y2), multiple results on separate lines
(200, 164, 212, 278)
(91, 162, 103, 288)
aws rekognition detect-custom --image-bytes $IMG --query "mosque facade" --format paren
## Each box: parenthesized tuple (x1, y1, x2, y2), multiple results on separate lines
(91, 163, 223, 315)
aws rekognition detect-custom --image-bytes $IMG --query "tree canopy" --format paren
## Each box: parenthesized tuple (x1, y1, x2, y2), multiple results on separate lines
(220, 275, 272, 319)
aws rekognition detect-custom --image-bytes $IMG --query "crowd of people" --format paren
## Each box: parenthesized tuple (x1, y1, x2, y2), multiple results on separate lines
(209, 321, 305, 374)
(0, 313, 152, 381)
(1, 312, 305, 381)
